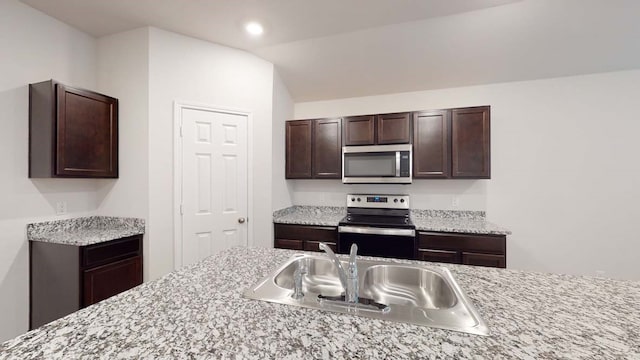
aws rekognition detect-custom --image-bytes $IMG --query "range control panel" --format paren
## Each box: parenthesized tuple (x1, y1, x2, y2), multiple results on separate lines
(346, 194, 410, 209)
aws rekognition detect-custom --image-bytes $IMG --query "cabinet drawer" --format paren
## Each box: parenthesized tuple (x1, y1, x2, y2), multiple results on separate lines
(274, 239, 304, 250)
(304, 241, 336, 253)
(83, 255, 142, 306)
(82, 235, 142, 269)
(418, 232, 505, 255)
(274, 224, 338, 242)
(418, 249, 459, 264)
(462, 252, 506, 268)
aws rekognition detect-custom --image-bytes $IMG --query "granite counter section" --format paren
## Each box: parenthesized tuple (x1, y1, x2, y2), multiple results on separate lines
(1, 246, 638, 359)
(273, 206, 511, 235)
(27, 216, 145, 246)
(411, 209, 511, 235)
(273, 205, 345, 227)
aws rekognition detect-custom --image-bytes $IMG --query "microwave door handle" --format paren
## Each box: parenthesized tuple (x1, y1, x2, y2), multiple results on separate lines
(395, 152, 401, 177)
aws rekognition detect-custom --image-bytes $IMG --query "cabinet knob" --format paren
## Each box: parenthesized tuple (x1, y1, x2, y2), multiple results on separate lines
(238, 217, 246, 224)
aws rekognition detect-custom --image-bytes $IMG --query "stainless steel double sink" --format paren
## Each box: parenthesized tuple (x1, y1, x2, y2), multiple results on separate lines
(243, 254, 489, 336)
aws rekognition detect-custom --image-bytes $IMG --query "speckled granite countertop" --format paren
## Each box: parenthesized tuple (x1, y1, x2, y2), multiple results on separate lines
(1, 247, 638, 359)
(273, 206, 511, 235)
(273, 206, 345, 227)
(411, 209, 511, 235)
(27, 216, 145, 246)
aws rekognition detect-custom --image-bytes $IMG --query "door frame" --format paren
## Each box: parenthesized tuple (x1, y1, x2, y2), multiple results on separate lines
(173, 100, 254, 269)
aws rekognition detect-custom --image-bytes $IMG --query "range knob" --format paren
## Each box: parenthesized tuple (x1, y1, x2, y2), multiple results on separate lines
(351, 197, 356, 202)
(393, 198, 399, 203)
(357, 197, 361, 202)
(400, 199, 405, 203)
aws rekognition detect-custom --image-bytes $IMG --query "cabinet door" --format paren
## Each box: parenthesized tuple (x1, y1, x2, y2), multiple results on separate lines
(83, 256, 142, 306)
(462, 252, 505, 268)
(285, 120, 313, 178)
(274, 239, 304, 250)
(413, 110, 450, 178)
(343, 115, 375, 145)
(418, 249, 459, 264)
(377, 112, 411, 144)
(451, 106, 490, 178)
(56, 83, 118, 178)
(313, 118, 342, 178)
(304, 241, 337, 253)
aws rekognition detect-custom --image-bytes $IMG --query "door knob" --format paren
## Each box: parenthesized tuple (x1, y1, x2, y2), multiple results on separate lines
(238, 217, 246, 224)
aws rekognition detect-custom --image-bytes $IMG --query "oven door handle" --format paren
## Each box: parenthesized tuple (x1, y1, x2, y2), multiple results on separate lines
(338, 226, 415, 237)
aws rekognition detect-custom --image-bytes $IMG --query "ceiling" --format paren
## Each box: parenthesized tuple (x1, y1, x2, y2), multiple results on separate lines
(22, 0, 640, 102)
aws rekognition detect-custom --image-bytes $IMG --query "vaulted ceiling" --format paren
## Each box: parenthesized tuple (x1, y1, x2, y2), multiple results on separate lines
(22, 0, 640, 101)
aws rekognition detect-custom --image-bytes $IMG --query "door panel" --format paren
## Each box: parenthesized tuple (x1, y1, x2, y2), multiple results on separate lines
(285, 120, 312, 178)
(181, 107, 248, 268)
(377, 112, 411, 144)
(413, 110, 450, 178)
(451, 106, 490, 178)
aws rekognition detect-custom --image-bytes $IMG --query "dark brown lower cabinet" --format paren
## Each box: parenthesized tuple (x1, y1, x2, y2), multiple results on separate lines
(83, 256, 142, 306)
(418, 232, 506, 268)
(462, 252, 506, 268)
(30, 235, 143, 329)
(417, 249, 459, 264)
(274, 224, 337, 253)
(273, 223, 506, 269)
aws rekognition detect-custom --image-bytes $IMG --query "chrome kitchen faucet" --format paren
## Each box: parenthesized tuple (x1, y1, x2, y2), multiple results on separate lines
(319, 242, 359, 304)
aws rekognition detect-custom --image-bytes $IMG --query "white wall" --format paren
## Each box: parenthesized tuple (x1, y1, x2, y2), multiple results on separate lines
(0, 0, 101, 342)
(96, 28, 150, 279)
(147, 28, 275, 280)
(271, 70, 294, 212)
(294, 70, 640, 281)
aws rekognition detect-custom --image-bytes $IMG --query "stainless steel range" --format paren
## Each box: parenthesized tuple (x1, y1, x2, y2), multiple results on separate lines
(338, 194, 416, 259)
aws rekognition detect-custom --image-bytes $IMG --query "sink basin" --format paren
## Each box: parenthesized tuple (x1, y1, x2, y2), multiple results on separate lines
(243, 254, 489, 336)
(362, 265, 457, 309)
(274, 257, 343, 297)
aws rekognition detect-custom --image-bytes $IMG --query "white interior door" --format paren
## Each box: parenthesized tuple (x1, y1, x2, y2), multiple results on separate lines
(178, 105, 248, 268)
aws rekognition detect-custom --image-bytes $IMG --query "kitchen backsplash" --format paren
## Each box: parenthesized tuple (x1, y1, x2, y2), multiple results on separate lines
(289, 179, 487, 210)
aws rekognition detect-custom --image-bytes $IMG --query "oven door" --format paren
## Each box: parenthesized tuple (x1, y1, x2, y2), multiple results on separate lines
(338, 226, 416, 259)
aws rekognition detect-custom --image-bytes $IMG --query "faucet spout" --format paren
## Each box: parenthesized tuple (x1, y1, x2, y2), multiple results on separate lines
(319, 243, 359, 304)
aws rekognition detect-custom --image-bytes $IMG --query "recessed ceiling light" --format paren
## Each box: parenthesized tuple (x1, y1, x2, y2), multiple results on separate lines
(245, 22, 264, 36)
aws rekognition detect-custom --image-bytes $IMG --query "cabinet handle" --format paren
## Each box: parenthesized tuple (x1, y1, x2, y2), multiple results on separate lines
(238, 217, 246, 224)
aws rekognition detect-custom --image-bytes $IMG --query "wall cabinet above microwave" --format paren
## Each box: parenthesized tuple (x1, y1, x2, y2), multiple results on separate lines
(343, 112, 411, 146)
(29, 80, 119, 178)
(285, 105, 490, 180)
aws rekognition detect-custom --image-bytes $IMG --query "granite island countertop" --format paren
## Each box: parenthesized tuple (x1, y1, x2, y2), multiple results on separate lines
(1, 247, 638, 359)
(273, 205, 511, 235)
(27, 216, 145, 246)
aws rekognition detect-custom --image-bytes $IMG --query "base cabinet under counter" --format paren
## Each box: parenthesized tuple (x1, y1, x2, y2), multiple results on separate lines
(30, 235, 143, 329)
(417, 232, 506, 268)
(274, 224, 337, 253)
(273, 223, 506, 268)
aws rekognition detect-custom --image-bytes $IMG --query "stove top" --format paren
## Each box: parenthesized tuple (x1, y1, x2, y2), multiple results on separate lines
(340, 193, 415, 229)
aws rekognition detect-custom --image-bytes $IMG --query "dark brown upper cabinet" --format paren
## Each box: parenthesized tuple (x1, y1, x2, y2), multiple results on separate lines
(29, 80, 118, 178)
(377, 112, 411, 144)
(413, 110, 451, 178)
(451, 106, 490, 178)
(343, 115, 375, 145)
(285, 120, 313, 179)
(343, 112, 411, 145)
(286, 118, 342, 179)
(312, 118, 342, 178)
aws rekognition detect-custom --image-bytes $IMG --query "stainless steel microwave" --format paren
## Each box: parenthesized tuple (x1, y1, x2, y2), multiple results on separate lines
(342, 144, 412, 184)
